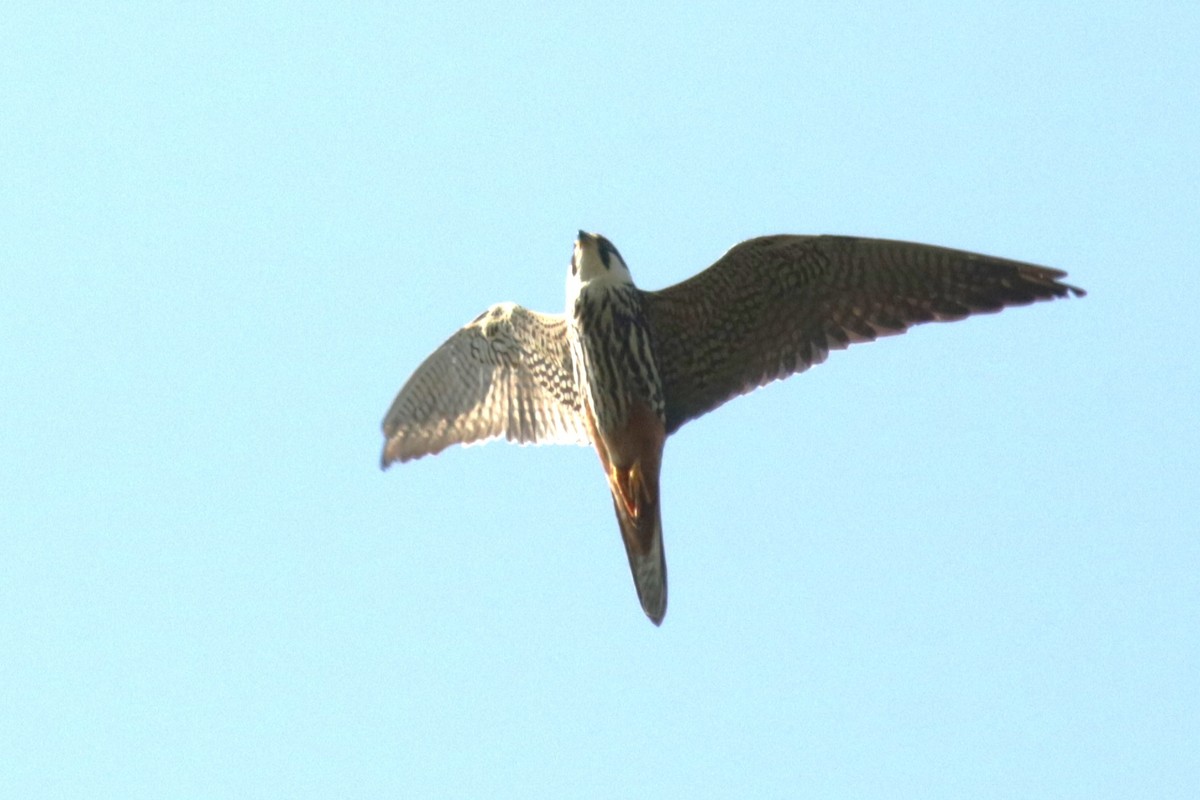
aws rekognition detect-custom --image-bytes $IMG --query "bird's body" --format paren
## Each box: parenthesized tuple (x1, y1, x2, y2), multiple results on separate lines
(566, 238, 668, 623)
(381, 232, 1084, 625)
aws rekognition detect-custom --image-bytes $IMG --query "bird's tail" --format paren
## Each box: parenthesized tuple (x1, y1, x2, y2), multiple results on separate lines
(611, 469, 667, 626)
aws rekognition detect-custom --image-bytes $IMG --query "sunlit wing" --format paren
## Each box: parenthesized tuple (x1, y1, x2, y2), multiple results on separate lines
(381, 303, 590, 466)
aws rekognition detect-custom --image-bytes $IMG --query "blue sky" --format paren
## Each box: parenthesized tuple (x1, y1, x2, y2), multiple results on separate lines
(2, 2, 1197, 797)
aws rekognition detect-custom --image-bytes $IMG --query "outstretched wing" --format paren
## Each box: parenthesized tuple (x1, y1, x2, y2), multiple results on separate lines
(381, 302, 590, 466)
(641, 235, 1085, 434)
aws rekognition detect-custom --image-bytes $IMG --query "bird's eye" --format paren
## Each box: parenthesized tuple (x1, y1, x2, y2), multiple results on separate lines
(597, 239, 620, 269)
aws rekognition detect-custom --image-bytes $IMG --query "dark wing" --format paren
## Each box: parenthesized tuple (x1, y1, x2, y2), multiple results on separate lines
(381, 303, 590, 467)
(641, 235, 1085, 434)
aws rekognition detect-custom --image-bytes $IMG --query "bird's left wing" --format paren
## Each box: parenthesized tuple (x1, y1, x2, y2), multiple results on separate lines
(381, 303, 590, 467)
(641, 235, 1085, 434)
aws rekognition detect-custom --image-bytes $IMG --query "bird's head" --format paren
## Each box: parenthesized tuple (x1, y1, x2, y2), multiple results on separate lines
(567, 231, 632, 305)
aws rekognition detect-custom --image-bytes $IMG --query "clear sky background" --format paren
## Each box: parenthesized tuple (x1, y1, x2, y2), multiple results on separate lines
(3, 3, 1197, 798)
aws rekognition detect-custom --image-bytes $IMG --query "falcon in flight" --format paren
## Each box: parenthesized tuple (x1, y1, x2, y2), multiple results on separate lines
(381, 232, 1084, 625)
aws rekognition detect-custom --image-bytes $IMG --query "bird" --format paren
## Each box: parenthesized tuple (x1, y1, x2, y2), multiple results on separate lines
(380, 231, 1084, 625)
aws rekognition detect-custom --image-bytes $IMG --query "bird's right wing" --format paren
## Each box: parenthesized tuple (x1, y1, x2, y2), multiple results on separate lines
(641, 235, 1085, 434)
(381, 303, 590, 467)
